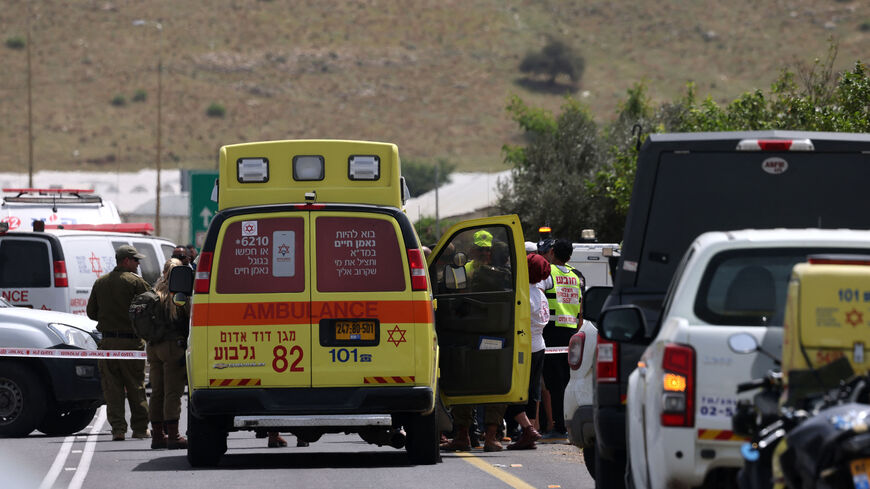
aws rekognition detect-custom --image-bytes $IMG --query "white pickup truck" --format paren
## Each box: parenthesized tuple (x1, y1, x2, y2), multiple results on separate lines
(599, 228, 870, 489)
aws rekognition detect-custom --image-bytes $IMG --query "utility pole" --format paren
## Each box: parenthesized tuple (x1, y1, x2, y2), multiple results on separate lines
(26, 2, 33, 187)
(133, 20, 163, 235)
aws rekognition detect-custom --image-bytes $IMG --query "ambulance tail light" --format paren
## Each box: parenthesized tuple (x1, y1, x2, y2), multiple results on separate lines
(407, 248, 427, 291)
(735, 138, 814, 151)
(661, 343, 695, 427)
(194, 252, 213, 294)
(596, 338, 618, 383)
(568, 331, 586, 370)
(53, 261, 68, 287)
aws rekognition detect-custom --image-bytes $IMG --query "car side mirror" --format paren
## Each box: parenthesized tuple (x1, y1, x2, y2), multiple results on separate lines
(168, 266, 194, 295)
(444, 265, 467, 290)
(598, 305, 647, 344)
(582, 286, 613, 324)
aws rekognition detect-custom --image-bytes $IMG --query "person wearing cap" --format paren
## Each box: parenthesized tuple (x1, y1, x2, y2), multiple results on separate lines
(538, 238, 583, 438)
(464, 229, 493, 282)
(87, 244, 152, 441)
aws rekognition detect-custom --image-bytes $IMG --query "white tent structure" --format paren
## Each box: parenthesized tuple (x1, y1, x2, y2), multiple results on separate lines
(403, 170, 511, 223)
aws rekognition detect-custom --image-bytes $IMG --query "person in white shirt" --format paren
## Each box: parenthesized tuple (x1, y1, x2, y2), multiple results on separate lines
(506, 253, 552, 450)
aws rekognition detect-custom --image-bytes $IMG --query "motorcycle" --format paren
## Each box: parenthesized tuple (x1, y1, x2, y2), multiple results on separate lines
(728, 333, 870, 489)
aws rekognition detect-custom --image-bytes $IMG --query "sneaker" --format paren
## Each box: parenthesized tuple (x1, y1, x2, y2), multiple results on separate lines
(542, 430, 567, 439)
(131, 430, 151, 439)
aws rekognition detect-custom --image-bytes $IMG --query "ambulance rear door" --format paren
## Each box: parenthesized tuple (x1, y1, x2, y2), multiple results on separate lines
(428, 215, 531, 406)
(309, 209, 422, 387)
(210, 212, 312, 388)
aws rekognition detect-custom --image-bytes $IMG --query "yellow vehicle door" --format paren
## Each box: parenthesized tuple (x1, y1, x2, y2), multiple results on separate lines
(428, 215, 531, 406)
(205, 212, 312, 388)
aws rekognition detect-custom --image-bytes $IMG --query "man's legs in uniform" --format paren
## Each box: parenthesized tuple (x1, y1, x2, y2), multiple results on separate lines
(441, 405, 473, 451)
(99, 358, 128, 439)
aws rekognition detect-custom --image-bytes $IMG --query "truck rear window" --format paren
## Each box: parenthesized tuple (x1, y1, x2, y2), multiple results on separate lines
(315, 216, 405, 292)
(694, 247, 870, 326)
(216, 217, 305, 294)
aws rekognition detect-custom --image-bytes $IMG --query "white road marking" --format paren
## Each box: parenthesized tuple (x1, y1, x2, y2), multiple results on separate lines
(68, 406, 106, 489)
(38, 436, 75, 489)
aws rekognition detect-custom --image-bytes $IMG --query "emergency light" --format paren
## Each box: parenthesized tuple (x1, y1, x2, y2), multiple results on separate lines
(293, 155, 325, 181)
(237, 158, 269, 182)
(348, 155, 380, 180)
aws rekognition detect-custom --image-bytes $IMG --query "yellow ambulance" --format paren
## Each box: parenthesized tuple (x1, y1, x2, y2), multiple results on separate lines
(781, 254, 870, 404)
(177, 139, 530, 466)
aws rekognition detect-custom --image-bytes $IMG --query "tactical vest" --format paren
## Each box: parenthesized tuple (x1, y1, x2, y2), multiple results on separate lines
(545, 265, 582, 328)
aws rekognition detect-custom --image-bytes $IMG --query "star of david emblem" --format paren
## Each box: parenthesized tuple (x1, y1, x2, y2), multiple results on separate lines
(845, 308, 863, 327)
(387, 325, 407, 347)
(277, 244, 290, 256)
(244, 224, 256, 233)
(89, 252, 103, 276)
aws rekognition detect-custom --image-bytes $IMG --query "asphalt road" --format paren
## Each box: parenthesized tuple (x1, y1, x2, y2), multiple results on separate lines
(0, 399, 595, 489)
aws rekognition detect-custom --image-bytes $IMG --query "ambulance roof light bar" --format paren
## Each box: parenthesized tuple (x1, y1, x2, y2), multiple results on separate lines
(237, 158, 269, 183)
(3, 188, 95, 195)
(348, 155, 380, 181)
(735, 138, 814, 151)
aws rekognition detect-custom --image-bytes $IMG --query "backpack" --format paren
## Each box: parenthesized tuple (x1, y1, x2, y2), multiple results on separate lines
(128, 290, 173, 343)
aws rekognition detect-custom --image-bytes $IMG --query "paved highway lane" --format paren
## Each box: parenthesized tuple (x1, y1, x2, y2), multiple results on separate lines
(1, 400, 594, 489)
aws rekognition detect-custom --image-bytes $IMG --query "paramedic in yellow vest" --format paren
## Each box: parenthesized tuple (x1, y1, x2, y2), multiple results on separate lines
(539, 238, 582, 437)
(464, 229, 493, 284)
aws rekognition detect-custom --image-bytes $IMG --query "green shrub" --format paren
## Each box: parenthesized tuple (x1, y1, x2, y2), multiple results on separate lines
(206, 102, 226, 118)
(860, 21, 870, 32)
(5, 36, 25, 49)
(132, 89, 147, 102)
(110, 94, 127, 107)
(519, 38, 585, 85)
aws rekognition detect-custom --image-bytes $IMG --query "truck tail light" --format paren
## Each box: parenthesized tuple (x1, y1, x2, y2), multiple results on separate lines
(407, 248, 428, 291)
(568, 331, 586, 370)
(661, 343, 695, 427)
(735, 138, 814, 151)
(194, 252, 213, 294)
(53, 260, 68, 287)
(596, 338, 618, 383)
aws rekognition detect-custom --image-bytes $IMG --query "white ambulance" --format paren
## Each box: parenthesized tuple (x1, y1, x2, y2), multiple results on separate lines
(0, 188, 121, 231)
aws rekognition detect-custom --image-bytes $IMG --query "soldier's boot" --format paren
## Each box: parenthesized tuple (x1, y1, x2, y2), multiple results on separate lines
(440, 426, 471, 452)
(483, 424, 503, 452)
(150, 422, 168, 449)
(165, 420, 188, 450)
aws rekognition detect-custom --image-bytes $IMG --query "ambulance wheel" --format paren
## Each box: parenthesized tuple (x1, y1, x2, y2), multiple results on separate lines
(38, 408, 97, 435)
(405, 410, 441, 465)
(0, 362, 47, 437)
(187, 410, 227, 467)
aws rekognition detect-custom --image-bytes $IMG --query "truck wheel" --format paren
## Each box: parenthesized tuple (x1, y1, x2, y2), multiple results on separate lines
(405, 410, 440, 465)
(187, 410, 227, 467)
(0, 363, 47, 437)
(38, 408, 98, 436)
(583, 446, 596, 479)
(594, 451, 626, 489)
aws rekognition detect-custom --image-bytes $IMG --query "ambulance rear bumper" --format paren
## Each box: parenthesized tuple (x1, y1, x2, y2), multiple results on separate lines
(190, 386, 434, 416)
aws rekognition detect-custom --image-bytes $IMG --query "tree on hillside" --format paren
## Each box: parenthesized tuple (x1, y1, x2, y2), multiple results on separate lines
(402, 159, 456, 197)
(519, 39, 585, 87)
(501, 45, 870, 243)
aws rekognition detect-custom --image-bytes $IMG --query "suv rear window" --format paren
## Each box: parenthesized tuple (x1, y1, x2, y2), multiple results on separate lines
(216, 217, 306, 294)
(695, 247, 870, 326)
(315, 216, 404, 292)
(0, 238, 51, 287)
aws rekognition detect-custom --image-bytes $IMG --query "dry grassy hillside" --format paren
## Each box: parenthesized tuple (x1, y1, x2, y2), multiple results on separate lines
(0, 0, 868, 175)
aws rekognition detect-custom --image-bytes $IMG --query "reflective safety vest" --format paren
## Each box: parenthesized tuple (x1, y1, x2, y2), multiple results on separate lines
(545, 265, 582, 328)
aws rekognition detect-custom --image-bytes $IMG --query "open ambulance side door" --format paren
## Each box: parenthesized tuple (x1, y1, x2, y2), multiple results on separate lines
(427, 215, 530, 406)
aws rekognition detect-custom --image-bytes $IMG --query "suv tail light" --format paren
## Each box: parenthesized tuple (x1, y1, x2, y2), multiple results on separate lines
(735, 138, 814, 151)
(194, 252, 213, 294)
(661, 343, 695, 427)
(407, 248, 427, 291)
(596, 338, 618, 382)
(567, 331, 586, 370)
(53, 260, 68, 287)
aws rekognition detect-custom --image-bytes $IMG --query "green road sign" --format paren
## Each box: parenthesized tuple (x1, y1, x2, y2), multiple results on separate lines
(189, 170, 219, 248)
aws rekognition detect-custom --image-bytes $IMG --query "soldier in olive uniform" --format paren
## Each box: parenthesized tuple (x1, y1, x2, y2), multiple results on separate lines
(87, 245, 151, 440)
